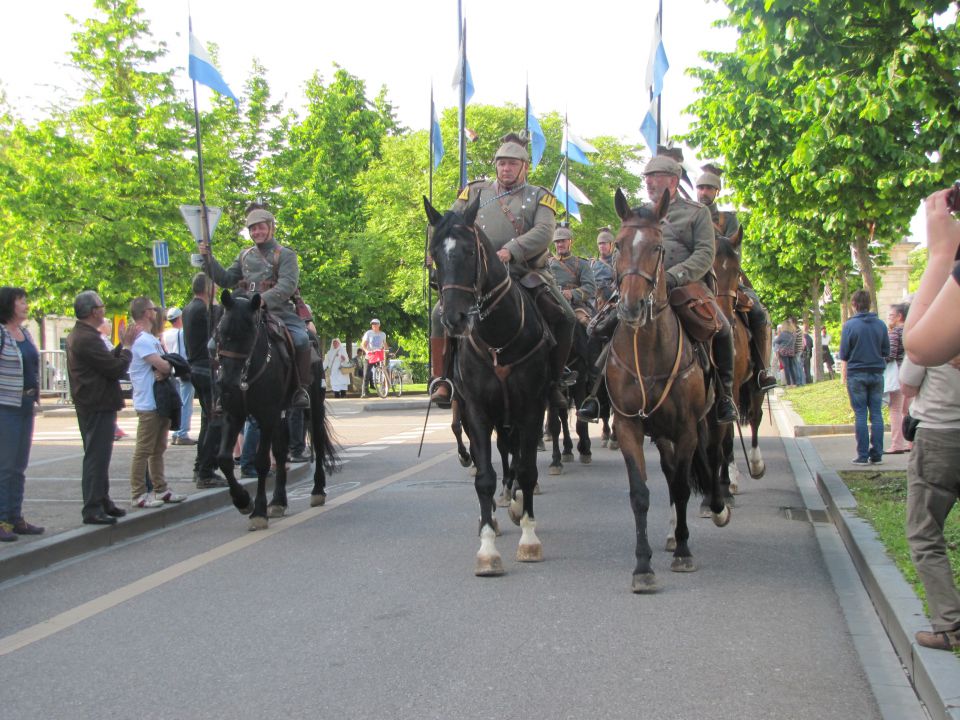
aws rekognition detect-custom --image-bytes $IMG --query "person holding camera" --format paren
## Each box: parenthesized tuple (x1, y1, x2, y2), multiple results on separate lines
(904, 185, 960, 365)
(899, 354, 960, 651)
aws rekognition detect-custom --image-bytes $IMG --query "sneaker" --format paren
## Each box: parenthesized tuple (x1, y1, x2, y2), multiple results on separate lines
(0, 522, 19, 542)
(133, 493, 164, 509)
(194, 472, 228, 489)
(851, 457, 869, 465)
(868, 456, 883, 465)
(12, 519, 44, 535)
(288, 453, 311, 464)
(171, 436, 197, 446)
(156, 490, 186, 504)
(114, 427, 127, 440)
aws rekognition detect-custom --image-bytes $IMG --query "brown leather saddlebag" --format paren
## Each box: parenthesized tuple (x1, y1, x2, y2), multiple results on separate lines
(669, 283, 723, 343)
(735, 289, 755, 313)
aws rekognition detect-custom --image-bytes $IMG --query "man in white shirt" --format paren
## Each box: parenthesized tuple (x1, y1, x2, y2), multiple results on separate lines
(162, 307, 195, 445)
(360, 319, 388, 398)
(128, 296, 186, 509)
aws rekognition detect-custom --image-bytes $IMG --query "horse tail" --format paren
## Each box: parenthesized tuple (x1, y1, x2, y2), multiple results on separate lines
(689, 418, 714, 497)
(312, 395, 341, 474)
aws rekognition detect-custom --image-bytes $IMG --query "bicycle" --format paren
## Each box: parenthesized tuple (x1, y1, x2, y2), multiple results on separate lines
(366, 348, 390, 398)
(388, 357, 404, 397)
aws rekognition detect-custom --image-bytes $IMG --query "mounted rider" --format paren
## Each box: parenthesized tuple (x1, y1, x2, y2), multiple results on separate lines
(429, 132, 578, 410)
(590, 227, 619, 306)
(547, 225, 597, 325)
(198, 205, 311, 409)
(577, 154, 739, 424)
(696, 166, 776, 391)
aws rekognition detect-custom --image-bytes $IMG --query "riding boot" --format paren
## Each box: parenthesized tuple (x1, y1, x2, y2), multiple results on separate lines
(549, 314, 576, 409)
(577, 341, 610, 423)
(428, 335, 453, 408)
(291, 345, 312, 409)
(712, 327, 739, 424)
(746, 301, 776, 391)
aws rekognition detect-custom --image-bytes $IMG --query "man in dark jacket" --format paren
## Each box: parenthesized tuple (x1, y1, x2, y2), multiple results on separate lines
(182, 273, 226, 488)
(66, 291, 140, 525)
(839, 290, 890, 464)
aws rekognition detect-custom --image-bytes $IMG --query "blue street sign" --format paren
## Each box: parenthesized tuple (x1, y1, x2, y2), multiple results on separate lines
(152, 240, 170, 268)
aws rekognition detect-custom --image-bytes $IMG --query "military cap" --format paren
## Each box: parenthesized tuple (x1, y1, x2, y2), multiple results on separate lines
(697, 171, 722, 189)
(494, 132, 530, 163)
(596, 227, 615, 244)
(554, 226, 573, 242)
(245, 208, 275, 227)
(643, 155, 682, 177)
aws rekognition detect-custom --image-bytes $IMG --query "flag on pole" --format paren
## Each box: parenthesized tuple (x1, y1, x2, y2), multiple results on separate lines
(552, 173, 592, 222)
(189, 29, 238, 106)
(561, 126, 597, 166)
(526, 98, 546, 170)
(431, 99, 445, 170)
(452, 21, 475, 105)
(640, 6, 668, 153)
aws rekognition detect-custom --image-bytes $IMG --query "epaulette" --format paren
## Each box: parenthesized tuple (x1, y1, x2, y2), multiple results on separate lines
(456, 180, 487, 201)
(539, 190, 558, 213)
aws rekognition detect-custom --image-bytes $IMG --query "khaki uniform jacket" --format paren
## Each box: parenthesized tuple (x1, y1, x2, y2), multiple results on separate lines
(452, 180, 557, 275)
(207, 239, 302, 327)
(648, 194, 716, 287)
(548, 254, 597, 310)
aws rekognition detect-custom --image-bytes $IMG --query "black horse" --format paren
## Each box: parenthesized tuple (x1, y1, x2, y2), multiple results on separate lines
(215, 290, 338, 530)
(424, 194, 551, 576)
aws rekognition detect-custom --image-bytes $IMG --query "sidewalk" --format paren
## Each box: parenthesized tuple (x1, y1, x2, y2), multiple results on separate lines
(776, 391, 960, 720)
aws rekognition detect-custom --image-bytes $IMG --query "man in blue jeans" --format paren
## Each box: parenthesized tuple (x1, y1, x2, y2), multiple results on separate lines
(839, 289, 890, 464)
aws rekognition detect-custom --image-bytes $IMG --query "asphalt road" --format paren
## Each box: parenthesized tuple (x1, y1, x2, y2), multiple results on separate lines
(0, 403, 888, 719)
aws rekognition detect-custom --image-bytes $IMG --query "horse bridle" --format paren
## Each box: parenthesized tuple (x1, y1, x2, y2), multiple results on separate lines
(615, 221, 668, 328)
(215, 306, 273, 393)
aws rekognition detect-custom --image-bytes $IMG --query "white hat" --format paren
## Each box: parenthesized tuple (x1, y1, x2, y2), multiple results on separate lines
(370, 318, 380, 325)
(166, 307, 182, 321)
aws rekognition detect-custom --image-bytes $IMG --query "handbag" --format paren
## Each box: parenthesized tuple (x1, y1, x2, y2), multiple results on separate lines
(883, 360, 901, 394)
(902, 414, 919, 442)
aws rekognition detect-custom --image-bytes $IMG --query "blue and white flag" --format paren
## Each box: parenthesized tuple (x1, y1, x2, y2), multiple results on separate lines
(552, 173, 592, 222)
(561, 126, 597, 166)
(640, 105, 659, 155)
(526, 99, 546, 170)
(189, 30, 238, 106)
(431, 101, 445, 170)
(640, 8, 669, 153)
(452, 22, 475, 105)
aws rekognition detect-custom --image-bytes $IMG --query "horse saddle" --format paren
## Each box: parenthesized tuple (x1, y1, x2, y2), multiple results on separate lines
(518, 270, 547, 289)
(263, 311, 295, 364)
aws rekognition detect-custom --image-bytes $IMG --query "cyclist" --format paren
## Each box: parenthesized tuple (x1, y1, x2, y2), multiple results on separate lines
(361, 319, 389, 398)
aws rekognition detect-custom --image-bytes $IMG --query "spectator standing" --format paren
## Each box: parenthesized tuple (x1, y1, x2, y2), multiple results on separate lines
(182, 273, 226, 488)
(128, 297, 185, 508)
(801, 322, 814, 384)
(66, 291, 137, 525)
(790, 319, 806, 387)
(98, 318, 127, 440)
(0, 286, 43, 541)
(325, 338, 350, 399)
(162, 307, 196, 446)
(899, 356, 960, 651)
(361, 319, 388, 398)
(839, 289, 889, 465)
(774, 322, 797, 386)
(821, 327, 835, 378)
(885, 303, 912, 454)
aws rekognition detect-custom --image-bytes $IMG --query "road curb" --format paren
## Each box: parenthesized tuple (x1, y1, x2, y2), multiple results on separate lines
(0, 463, 310, 585)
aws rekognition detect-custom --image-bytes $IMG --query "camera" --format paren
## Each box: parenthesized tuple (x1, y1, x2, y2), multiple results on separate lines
(948, 181, 960, 213)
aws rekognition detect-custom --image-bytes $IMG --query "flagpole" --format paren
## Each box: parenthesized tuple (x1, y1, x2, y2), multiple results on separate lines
(655, 0, 663, 147)
(426, 88, 435, 370)
(457, 13, 468, 190)
(564, 113, 570, 223)
(524, 81, 529, 139)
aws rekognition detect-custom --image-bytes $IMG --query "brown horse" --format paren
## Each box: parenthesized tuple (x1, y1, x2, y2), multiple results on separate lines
(712, 229, 767, 495)
(605, 188, 730, 593)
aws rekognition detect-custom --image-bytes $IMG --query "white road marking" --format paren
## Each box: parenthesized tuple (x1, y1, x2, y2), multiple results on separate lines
(0, 448, 455, 657)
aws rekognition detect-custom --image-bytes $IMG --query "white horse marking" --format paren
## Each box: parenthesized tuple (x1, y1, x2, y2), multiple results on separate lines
(632, 229, 644, 251)
(443, 236, 456, 258)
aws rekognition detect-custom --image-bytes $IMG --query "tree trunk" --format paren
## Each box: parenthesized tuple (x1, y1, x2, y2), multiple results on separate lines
(811, 275, 825, 382)
(839, 274, 850, 324)
(852, 230, 878, 312)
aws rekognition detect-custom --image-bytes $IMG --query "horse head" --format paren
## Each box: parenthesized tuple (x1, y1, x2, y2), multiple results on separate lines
(613, 187, 670, 326)
(216, 288, 263, 389)
(712, 226, 744, 315)
(424, 193, 487, 336)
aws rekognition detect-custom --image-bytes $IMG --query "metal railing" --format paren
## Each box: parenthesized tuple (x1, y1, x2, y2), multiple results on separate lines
(39, 350, 70, 404)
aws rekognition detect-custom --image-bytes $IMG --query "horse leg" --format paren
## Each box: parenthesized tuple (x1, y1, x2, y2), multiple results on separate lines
(248, 422, 272, 531)
(515, 420, 543, 562)
(452, 400, 472, 469)
(659, 436, 697, 573)
(701, 425, 732, 517)
(608, 416, 619, 451)
(748, 392, 766, 479)
(576, 413, 592, 464)
(219, 414, 252, 514)
(560, 410, 574, 463)
(616, 418, 655, 592)
(660, 444, 678, 552)
(495, 430, 512, 509)
(548, 407, 563, 476)
(268, 416, 289, 518)
(468, 426, 503, 576)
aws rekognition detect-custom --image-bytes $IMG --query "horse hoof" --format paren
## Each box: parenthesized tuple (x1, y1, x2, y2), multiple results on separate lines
(516, 542, 543, 562)
(248, 516, 268, 531)
(665, 537, 677, 552)
(458, 453, 472, 468)
(608, 441, 619, 451)
(631, 573, 658, 593)
(237, 503, 253, 515)
(491, 517, 502, 537)
(548, 464, 562, 476)
(601, 438, 609, 448)
(561, 451, 574, 462)
(508, 490, 523, 526)
(724, 494, 736, 508)
(475, 555, 504, 576)
(749, 465, 766, 480)
(713, 505, 732, 527)
(579, 454, 592, 464)
(698, 504, 712, 519)
(496, 493, 511, 508)
(267, 504, 286, 518)
(537, 440, 545, 452)
(310, 493, 326, 507)
(730, 481, 740, 495)
(671, 556, 697, 573)
(533, 482, 541, 495)
(468, 465, 478, 477)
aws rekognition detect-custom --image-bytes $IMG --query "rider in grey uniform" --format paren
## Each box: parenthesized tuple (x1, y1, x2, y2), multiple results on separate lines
(577, 155, 739, 424)
(590, 227, 619, 306)
(696, 168, 776, 391)
(199, 206, 311, 409)
(429, 133, 577, 410)
(547, 225, 596, 323)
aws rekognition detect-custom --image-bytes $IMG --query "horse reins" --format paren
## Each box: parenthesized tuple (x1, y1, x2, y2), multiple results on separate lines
(215, 308, 277, 399)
